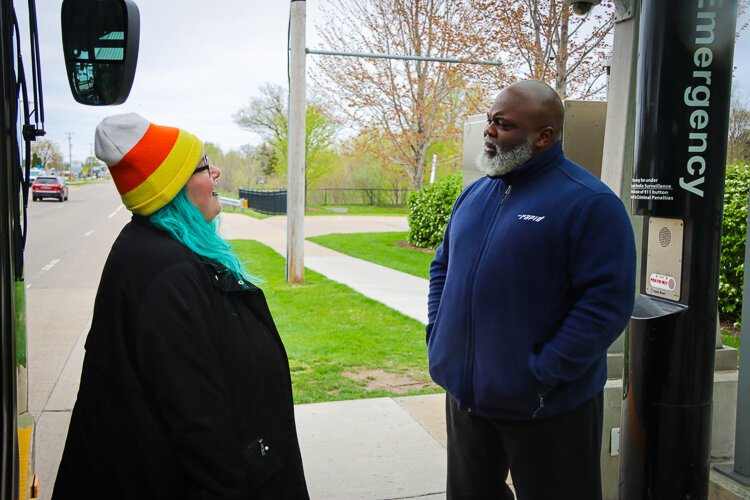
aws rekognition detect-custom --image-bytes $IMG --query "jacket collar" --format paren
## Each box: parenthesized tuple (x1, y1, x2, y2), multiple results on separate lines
(131, 214, 258, 293)
(492, 141, 564, 186)
(131, 213, 150, 226)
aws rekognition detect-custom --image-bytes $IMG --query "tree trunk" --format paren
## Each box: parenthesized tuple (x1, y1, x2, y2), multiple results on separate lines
(555, 6, 569, 98)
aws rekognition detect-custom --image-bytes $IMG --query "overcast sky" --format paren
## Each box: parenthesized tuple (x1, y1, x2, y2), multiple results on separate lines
(28, 0, 328, 163)
(17, 1, 750, 165)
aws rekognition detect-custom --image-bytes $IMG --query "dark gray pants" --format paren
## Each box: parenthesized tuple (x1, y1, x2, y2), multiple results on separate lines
(446, 392, 603, 500)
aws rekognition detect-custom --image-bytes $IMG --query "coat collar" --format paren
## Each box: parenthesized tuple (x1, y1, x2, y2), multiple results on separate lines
(131, 214, 258, 293)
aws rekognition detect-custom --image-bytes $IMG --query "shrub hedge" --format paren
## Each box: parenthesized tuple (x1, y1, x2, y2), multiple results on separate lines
(720, 164, 750, 326)
(407, 172, 463, 249)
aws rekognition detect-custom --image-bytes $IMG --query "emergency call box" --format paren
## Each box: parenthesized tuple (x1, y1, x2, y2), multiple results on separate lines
(644, 217, 684, 302)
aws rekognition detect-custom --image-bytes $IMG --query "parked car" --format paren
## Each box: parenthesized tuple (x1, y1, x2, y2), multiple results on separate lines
(32, 175, 69, 202)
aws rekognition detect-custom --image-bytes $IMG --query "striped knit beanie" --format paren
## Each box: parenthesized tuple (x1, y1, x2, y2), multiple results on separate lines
(95, 113, 203, 215)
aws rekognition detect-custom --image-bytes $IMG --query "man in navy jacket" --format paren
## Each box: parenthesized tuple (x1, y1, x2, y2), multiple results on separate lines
(427, 80, 636, 499)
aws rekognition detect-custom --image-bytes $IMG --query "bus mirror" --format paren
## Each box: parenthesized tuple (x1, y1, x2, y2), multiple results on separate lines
(61, 0, 140, 105)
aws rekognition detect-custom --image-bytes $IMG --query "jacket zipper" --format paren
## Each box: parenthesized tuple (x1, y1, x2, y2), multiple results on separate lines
(533, 393, 544, 418)
(463, 184, 513, 412)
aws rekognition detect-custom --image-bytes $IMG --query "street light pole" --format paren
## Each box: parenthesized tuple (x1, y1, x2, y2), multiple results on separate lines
(65, 132, 72, 170)
(287, 0, 306, 283)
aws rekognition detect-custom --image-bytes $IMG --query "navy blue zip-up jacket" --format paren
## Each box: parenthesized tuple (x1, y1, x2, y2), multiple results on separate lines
(427, 142, 636, 420)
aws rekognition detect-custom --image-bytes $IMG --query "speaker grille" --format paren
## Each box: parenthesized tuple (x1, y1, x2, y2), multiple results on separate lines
(659, 227, 671, 247)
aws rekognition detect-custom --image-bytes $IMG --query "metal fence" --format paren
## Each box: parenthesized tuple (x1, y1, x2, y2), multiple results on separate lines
(238, 187, 412, 214)
(307, 188, 411, 206)
(238, 188, 287, 215)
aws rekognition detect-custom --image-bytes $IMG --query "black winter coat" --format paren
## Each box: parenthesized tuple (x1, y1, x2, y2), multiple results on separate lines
(53, 216, 309, 499)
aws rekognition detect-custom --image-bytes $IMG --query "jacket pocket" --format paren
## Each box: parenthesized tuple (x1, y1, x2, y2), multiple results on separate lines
(243, 437, 283, 491)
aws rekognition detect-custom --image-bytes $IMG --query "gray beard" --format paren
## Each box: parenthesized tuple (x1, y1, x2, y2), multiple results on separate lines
(475, 136, 534, 177)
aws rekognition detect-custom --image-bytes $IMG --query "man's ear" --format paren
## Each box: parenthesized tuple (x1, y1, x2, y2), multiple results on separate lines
(534, 127, 555, 148)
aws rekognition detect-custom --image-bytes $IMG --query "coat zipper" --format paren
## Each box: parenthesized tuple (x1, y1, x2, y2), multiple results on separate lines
(533, 393, 544, 418)
(463, 184, 513, 412)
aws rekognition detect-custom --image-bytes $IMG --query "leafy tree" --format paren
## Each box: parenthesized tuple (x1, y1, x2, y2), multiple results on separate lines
(253, 143, 279, 177)
(83, 155, 101, 169)
(31, 138, 64, 170)
(202, 142, 224, 163)
(197, 142, 265, 194)
(720, 164, 750, 326)
(217, 148, 260, 194)
(233, 84, 337, 188)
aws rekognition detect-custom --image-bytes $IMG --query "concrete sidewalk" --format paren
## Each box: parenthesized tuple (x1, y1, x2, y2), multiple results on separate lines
(220, 214, 449, 498)
(220, 214, 429, 324)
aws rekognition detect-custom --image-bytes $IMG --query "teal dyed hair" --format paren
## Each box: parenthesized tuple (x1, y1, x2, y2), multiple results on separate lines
(150, 190, 252, 283)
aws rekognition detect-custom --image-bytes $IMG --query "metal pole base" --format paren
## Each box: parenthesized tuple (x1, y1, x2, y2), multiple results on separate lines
(714, 463, 750, 487)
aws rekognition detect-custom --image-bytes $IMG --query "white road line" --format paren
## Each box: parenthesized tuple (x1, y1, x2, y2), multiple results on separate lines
(41, 259, 60, 272)
(84, 229, 95, 237)
(108, 204, 124, 219)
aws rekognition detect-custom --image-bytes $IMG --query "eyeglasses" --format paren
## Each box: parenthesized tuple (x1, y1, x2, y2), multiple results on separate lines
(193, 153, 210, 177)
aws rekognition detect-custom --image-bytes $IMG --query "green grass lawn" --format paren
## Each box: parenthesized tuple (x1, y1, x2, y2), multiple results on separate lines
(307, 232, 434, 280)
(231, 239, 440, 404)
(721, 330, 741, 368)
(722, 332, 741, 350)
(220, 206, 269, 219)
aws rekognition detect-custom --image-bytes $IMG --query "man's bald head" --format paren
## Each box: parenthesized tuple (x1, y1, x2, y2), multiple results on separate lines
(481, 80, 565, 167)
(498, 80, 565, 141)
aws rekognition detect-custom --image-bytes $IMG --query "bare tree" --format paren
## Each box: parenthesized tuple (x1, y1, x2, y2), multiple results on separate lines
(313, 0, 501, 190)
(728, 83, 750, 165)
(471, 0, 615, 99)
(233, 84, 287, 145)
(31, 138, 64, 170)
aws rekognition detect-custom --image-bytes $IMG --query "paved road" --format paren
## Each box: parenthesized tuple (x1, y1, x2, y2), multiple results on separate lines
(23, 181, 130, 499)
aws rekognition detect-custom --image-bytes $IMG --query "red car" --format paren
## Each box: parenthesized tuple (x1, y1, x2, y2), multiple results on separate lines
(32, 175, 69, 202)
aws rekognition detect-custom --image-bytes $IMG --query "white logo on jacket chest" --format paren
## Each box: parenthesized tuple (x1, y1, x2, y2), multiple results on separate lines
(517, 214, 546, 222)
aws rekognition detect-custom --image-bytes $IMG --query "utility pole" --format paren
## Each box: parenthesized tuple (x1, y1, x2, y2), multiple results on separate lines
(64, 132, 72, 170)
(287, 0, 306, 283)
(430, 154, 437, 184)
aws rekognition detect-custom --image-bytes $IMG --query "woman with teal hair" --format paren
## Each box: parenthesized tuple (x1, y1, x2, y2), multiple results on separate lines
(54, 113, 309, 500)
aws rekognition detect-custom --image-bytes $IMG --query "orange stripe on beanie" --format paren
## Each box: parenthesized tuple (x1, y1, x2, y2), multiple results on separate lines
(95, 113, 203, 215)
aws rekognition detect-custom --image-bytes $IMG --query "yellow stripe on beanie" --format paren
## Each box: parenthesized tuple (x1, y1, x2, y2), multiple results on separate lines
(121, 130, 203, 215)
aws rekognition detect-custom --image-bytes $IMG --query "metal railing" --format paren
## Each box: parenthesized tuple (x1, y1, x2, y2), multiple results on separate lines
(218, 196, 246, 209)
(237, 187, 412, 214)
(307, 187, 411, 206)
